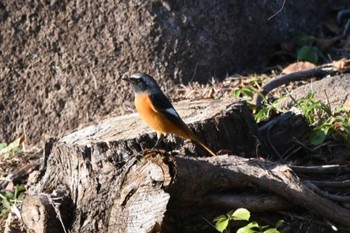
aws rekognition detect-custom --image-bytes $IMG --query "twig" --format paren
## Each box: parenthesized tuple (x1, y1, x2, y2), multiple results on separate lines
(255, 61, 350, 106)
(304, 181, 350, 203)
(337, 8, 350, 22)
(0, 159, 42, 190)
(278, 211, 339, 231)
(290, 164, 350, 175)
(304, 179, 350, 188)
(344, 19, 350, 36)
(44, 193, 68, 233)
(266, 121, 283, 160)
(267, 0, 286, 21)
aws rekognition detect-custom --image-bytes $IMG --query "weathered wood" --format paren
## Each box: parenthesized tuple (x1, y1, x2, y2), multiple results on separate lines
(166, 155, 350, 228)
(20, 97, 350, 232)
(276, 74, 350, 112)
(23, 99, 258, 233)
(21, 187, 73, 233)
(199, 193, 293, 211)
(59, 99, 256, 156)
(258, 110, 311, 159)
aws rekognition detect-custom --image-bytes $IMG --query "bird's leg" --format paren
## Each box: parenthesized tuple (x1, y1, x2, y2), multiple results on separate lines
(152, 132, 164, 149)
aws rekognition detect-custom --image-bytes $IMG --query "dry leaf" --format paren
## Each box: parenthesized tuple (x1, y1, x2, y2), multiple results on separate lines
(282, 61, 317, 74)
(332, 59, 350, 71)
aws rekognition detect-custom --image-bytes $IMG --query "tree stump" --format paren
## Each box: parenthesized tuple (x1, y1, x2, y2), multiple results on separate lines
(21, 98, 350, 232)
(22, 99, 258, 233)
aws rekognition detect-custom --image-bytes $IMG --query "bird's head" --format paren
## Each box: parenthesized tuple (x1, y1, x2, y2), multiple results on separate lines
(123, 73, 162, 95)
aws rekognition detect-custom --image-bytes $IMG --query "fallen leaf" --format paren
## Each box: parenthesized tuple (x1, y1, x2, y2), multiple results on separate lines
(282, 61, 317, 74)
(332, 59, 350, 71)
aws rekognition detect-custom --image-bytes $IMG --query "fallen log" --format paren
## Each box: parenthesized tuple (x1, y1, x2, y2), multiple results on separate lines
(20, 98, 350, 233)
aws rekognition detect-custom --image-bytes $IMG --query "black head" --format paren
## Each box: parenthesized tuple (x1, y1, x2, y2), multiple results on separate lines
(124, 73, 162, 95)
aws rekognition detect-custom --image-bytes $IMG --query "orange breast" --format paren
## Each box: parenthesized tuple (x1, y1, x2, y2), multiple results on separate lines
(135, 93, 192, 139)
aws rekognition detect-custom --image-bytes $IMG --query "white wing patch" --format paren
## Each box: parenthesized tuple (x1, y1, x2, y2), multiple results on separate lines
(130, 73, 143, 79)
(165, 108, 180, 118)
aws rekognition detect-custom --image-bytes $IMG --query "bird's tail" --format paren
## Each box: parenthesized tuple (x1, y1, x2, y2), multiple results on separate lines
(176, 121, 216, 156)
(189, 132, 216, 157)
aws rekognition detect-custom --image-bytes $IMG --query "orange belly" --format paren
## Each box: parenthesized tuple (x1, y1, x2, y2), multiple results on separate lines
(135, 93, 191, 139)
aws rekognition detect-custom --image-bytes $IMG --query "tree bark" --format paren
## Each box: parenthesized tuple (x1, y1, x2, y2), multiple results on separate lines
(22, 99, 258, 233)
(21, 99, 350, 232)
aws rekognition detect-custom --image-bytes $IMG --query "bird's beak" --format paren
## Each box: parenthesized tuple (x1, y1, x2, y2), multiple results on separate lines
(122, 77, 129, 82)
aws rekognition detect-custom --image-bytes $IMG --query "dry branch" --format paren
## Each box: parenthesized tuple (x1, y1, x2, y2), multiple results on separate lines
(167, 155, 350, 227)
(290, 164, 350, 175)
(199, 193, 293, 211)
(256, 59, 350, 106)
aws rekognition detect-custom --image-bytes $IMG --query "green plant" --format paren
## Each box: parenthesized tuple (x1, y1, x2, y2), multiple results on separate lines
(295, 35, 326, 64)
(233, 80, 350, 145)
(253, 97, 286, 123)
(0, 137, 24, 159)
(213, 208, 283, 233)
(232, 75, 266, 100)
(232, 76, 286, 123)
(233, 86, 259, 99)
(293, 93, 350, 145)
(0, 185, 26, 219)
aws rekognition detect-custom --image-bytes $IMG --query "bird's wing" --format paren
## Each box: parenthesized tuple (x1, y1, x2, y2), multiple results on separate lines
(150, 93, 216, 156)
(149, 93, 184, 123)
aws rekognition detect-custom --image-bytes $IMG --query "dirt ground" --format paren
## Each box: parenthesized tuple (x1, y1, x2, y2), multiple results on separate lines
(1, 0, 346, 147)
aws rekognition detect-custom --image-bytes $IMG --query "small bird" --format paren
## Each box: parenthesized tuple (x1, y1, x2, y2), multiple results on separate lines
(124, 73, 216, 157)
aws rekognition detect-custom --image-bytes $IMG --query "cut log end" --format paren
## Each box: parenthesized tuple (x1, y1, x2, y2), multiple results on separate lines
(22, 188, 73, 233)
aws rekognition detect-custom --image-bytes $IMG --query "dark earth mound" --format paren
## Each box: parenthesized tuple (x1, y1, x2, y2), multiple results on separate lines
(0, 0, 343, 146)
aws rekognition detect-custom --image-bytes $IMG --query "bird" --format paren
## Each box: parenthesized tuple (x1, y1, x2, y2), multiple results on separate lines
(124, 72, 216, 157)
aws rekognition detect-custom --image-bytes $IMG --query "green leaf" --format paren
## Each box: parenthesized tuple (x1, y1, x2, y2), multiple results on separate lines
(232, 208, 250, 221)
(213, 215, 228, 222)
(215, 218, 229, 232)
(233, 86, 257, 99)
(254, 108, 270, 123)
(275, 220, 284, 228)
(297, 45, 318, 64)
(2, 198, 11, 210)
(3, 152, 11, 159)
(237, 222, 260, 233)
(263, 228, 280, 233)
(237, 227, 257, 233)
(241, 86, 255, 98)
(296, 35, 317, 46)
(342, 124, 350, 132)
(310, 129, 327, 145)
(0, 143, 7, 150)
(335, 115, 346, 123)
(233, 88, 242, 97)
